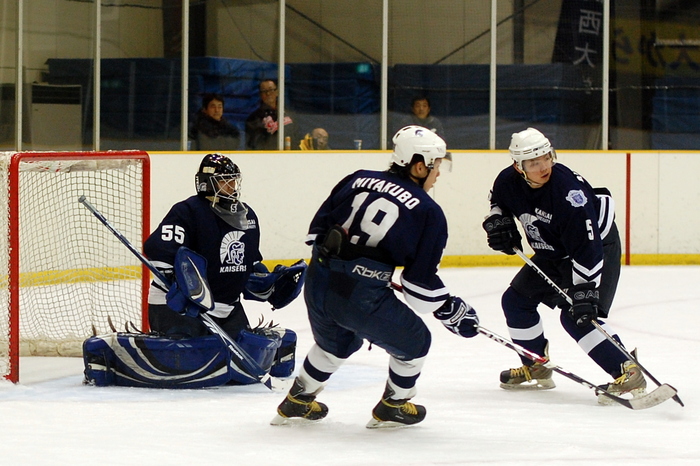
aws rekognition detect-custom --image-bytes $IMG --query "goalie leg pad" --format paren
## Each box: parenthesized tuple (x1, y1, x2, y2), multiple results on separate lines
(83, 329, 295, 387)
(82, 336, 117, 386)
(228, 329, 282, 384)
(83, 333, 237, 389)
(270, 329, 297, 377)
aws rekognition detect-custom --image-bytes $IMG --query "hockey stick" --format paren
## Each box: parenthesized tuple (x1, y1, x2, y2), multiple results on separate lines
(388, 281, 676, 409)
(513, 247, 683, 407)
(78, 195, 275, 390)
(476, 326, 676, 410)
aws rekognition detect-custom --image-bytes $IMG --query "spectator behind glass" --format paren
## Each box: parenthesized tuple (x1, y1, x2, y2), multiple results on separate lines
(398, 96, 445, 138)
(188, 93, 241, 151)
(245, 79, 299, 151)
(299, 127, 331, 150)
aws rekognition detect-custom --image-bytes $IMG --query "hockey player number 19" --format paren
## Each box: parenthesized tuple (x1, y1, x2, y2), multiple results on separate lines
(341, 193, 399, 247)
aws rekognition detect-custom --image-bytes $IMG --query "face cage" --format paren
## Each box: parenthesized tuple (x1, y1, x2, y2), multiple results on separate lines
(210, 173, 242, 202)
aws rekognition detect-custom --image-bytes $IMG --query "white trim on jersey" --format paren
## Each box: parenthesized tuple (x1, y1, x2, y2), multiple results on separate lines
(400, 276, 450, 314)
(596, 194, 615, 240)
(572, 258, 603, 287)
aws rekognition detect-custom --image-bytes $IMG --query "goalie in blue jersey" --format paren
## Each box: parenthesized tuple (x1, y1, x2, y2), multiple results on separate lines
(482, 127, 647, 403)
(271, 126, 480, 429)
(83, 153, 305, 388)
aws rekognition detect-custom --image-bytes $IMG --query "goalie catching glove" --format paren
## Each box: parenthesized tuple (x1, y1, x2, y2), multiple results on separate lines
(244, 259, 307, 310)
(433, 296, 479, 338)
(165, 247, 215, 318)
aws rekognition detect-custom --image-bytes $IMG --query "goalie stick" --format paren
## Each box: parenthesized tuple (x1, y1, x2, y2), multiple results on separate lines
(512, 247, 683, 407)
(79, 195, 276, 390)
(389, 281, 676, 409)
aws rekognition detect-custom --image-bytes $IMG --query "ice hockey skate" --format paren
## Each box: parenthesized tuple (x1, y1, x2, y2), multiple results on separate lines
(366, 385, 426, 429)
(270, 378, 328, 426)
(597, 357, 648, 406)
(500, 344, 555, 390)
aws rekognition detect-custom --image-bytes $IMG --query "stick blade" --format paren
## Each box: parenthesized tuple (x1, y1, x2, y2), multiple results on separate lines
(626, 384, 678, 410)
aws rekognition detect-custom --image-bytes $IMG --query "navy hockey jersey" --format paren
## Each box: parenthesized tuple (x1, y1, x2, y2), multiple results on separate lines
(308, 169, 450, 313)
(144, 195, 262, 317)
(488, 164, 615, 287)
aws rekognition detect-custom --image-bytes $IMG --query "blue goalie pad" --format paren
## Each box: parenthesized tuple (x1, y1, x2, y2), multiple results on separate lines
(166, 247, 215, 318)
(270, 328, 297, 377)
(83, 328, 293, 389)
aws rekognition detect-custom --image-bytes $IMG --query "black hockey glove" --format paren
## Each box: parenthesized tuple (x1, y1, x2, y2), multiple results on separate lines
(433, 296, 479, 338)
(567, 282, 599, 328)
(482, 214, 522, 255)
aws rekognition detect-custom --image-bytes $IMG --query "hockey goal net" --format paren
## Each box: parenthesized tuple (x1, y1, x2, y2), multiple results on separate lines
(0, 151, 150, 383)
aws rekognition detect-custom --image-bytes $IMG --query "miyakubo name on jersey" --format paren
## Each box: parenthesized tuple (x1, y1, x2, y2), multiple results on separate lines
(352, 177, 421, 209)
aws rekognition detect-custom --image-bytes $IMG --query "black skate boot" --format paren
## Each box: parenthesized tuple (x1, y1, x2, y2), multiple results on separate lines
(366, 384, 426, 429)
(270, 377, 328, 425)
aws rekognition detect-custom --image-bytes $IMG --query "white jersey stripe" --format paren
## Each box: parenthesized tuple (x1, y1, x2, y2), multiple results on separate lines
(400, 275, 450, 314)
(596, 194, 615, 239)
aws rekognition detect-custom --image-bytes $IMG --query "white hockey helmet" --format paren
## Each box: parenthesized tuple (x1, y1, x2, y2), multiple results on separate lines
(391, 125, 452, 171)
(509, 127, 556, 171)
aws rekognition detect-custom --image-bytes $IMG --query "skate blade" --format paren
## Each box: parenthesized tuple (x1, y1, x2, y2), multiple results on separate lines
(270, 414, 323, 426)
(365, 418, 418, 429)
(500, 379, 556, 391)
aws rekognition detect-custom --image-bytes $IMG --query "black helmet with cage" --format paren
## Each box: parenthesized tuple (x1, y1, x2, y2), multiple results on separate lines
(195, 153, 242, 202)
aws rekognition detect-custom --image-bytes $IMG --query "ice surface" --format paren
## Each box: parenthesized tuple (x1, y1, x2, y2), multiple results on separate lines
(1, 266, 697, 465)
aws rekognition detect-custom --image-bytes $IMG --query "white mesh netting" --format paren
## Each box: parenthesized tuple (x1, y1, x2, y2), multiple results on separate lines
(0, 152, 147, 380)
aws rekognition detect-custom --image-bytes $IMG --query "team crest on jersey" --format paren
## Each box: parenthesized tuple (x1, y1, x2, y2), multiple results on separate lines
(519, 213, 544, 242)
(220, 231, 246, 271)
(519, 213, 554, 251)
(566, 189, 587, 207)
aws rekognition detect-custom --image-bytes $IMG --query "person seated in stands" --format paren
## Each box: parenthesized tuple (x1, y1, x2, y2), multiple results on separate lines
(398, 96, 445, 138)
(299, 128, 331, 150)
(245, 79, 299, 151)
(188, 93, 241, 150)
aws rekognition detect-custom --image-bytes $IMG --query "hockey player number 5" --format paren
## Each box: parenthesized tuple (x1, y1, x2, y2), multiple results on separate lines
(341, 193, 399, 247)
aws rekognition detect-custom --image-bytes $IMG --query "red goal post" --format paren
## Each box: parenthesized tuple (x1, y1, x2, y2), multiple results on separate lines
(1, 151, 150, 383)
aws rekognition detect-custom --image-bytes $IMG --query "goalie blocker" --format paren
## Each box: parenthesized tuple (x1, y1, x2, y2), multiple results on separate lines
(83, 327, 296, 389)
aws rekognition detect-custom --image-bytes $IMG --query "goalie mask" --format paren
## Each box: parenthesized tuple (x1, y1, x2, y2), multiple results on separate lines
(196, 153, 248, 229)
(196, 153, 242, 203)
(391, 125, 452, 173)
